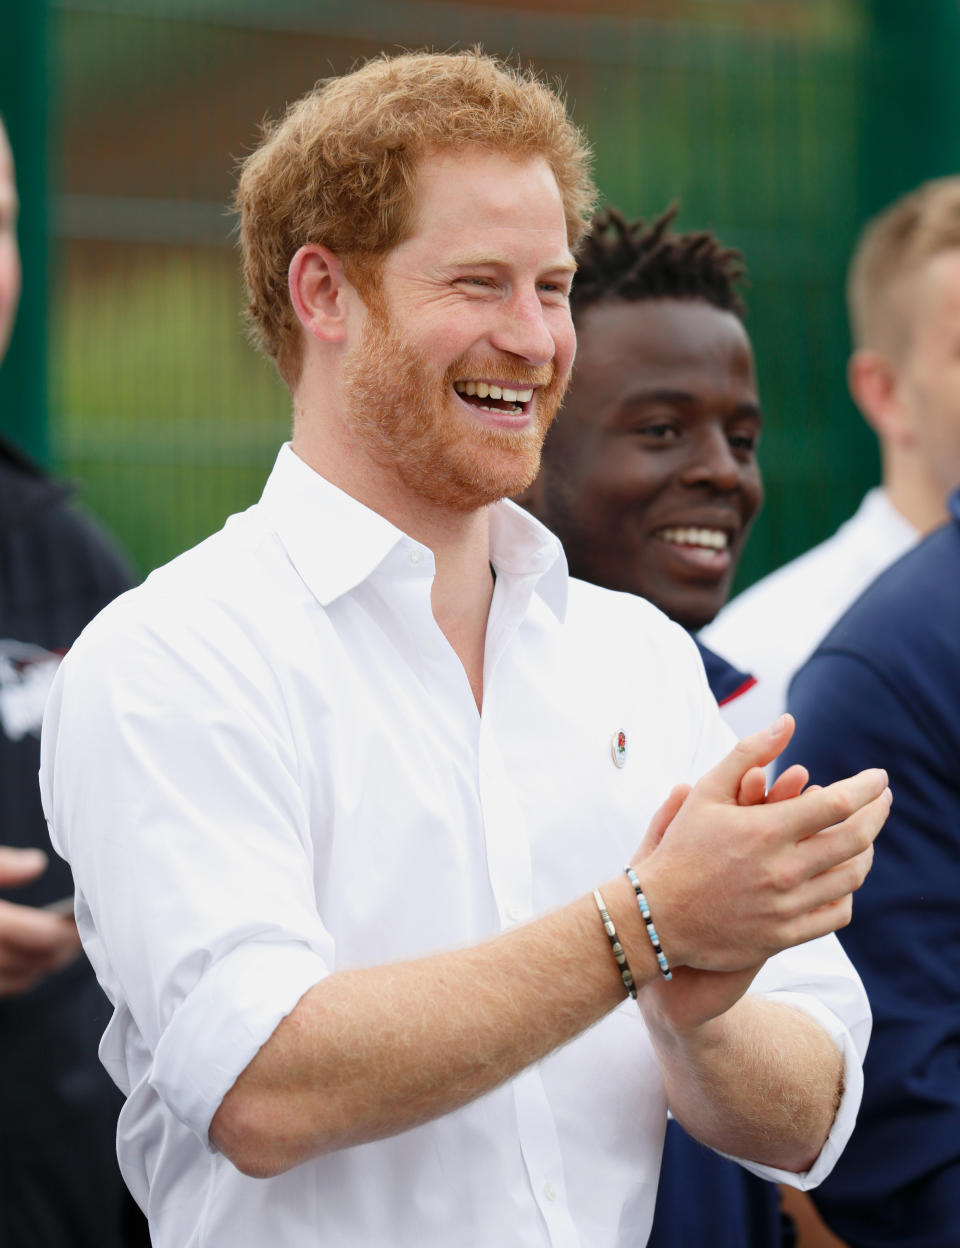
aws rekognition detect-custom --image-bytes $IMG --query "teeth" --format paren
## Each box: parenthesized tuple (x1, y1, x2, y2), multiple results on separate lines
(453, 381, 535, 404)
(660, 527, 729, 551)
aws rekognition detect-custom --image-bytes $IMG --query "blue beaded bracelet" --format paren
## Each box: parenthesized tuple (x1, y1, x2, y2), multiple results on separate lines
(624, 866, 673, 981)
(593, 888, 637, 1000)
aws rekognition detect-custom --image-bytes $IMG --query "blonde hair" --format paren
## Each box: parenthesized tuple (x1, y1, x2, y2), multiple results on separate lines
(847, 177, 960, 357)
(235, 49, 595, 388)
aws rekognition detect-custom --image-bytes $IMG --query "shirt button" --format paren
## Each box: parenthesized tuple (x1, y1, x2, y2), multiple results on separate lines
(543, 1181, 557, 1202)
(408, 549, 423, 566)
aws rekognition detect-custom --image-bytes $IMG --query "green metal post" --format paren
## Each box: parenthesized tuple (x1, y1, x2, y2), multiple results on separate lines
(858, 0, 960, 225)
(0, 0, 49, 463)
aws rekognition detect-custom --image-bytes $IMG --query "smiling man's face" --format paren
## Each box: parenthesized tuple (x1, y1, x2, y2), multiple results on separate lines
(532, 296, 763, 629)
(340, 147, 577, 513)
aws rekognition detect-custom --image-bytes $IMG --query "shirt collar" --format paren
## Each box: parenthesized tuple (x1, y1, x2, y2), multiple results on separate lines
(258, 445, 407, 606)
(256, 445, 568, 619)
(859, 486, 921, 544)
(489, 498, 568, 621)
(950, 487, 960, 527)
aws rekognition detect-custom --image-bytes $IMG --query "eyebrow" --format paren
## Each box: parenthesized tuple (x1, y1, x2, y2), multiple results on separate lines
(625, 389, 764, 419)
(445, 251, 578, 274)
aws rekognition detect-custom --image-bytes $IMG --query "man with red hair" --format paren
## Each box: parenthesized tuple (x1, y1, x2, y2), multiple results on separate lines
(42, 52, 885, 1247)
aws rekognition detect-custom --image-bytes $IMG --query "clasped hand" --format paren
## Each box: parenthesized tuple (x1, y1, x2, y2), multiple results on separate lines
(632, 714, 890, 1032)
(0, 847, 81, 996)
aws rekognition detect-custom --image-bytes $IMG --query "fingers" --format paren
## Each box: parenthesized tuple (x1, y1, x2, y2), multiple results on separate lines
(696, 714, 796, 802)
(792, 770, 890, 845)
(0, 901, 81, 996)
(0, 948, 79, 996)
(635, 783, 691, 861)
(0, 856, 80, 992)
(753, 787, 888, 947)
(0, 900, 80, 958)
(736, 762, 809, 808)
(0, 846, 49, 889)
(766, 764, 809, 804)
(796, 787, 890, 878)
(736, 767, 767, 806)
(774, 895, 855, 951)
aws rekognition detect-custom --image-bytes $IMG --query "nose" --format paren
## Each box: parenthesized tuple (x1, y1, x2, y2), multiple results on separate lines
(679, 427, 743, 492)
(487, 287, 557, 367)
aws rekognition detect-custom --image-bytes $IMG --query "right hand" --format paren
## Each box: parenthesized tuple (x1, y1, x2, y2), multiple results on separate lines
(0, 846, 82, 996)
(635, 714, 890, 976)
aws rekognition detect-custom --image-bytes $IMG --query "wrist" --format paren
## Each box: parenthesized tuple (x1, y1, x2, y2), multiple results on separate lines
(623, 865, 673, 981)
(625, 855, 688, 970)
(642, 992, 741, 1051)
(592, 873, 662, 994)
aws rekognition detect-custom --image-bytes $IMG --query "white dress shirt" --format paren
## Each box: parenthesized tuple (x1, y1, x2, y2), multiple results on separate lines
(701, 487, 918, 739)
(41, 445, 870, 1248)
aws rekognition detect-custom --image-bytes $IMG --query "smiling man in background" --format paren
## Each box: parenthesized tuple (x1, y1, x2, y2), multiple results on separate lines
(41, 53, 887, 1247)
(521, 206, 761, 709)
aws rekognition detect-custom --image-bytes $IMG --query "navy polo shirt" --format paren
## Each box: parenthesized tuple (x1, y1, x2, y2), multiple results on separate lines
(780, 488, 960, 1247)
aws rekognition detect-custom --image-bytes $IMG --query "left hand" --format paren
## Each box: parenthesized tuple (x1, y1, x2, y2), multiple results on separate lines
(636, 762, 814, 1034)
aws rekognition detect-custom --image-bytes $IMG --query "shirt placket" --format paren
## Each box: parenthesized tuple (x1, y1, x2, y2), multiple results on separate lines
(479, 580, 582, 1248)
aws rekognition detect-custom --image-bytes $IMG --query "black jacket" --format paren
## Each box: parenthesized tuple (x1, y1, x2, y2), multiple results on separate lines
(0, 434, 145, 1247)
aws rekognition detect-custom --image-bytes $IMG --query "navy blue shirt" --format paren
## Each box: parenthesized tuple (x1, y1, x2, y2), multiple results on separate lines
(779, 488, 960, 1248)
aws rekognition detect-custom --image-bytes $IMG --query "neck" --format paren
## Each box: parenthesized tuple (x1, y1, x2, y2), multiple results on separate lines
(881, 442, 951, 535)
(292, 395, 496, 712)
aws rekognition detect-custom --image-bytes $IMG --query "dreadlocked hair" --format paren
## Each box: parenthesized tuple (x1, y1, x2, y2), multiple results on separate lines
(571, 205, 746, 319)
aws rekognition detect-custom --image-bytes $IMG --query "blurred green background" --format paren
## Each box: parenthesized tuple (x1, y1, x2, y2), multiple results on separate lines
(1, 0, 959, 583)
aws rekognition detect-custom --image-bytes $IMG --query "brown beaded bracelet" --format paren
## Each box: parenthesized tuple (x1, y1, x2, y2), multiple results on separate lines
(593, 888, 637, 1000)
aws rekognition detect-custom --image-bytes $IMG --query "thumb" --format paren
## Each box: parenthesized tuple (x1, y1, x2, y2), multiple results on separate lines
(635, 783, 692, 861)
(697, 714, 796, 802)
(0, 846, 49, 889)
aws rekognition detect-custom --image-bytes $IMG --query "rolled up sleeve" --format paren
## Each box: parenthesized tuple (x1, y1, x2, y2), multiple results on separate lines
(720, 934, 871, 1189)
(151, 937, 329, 1143)
(41, 594, 334, 1144)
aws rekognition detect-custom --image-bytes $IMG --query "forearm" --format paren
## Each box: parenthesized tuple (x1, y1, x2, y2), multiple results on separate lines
(205, 723, 883, 1179)
(643, 995, 844, 1174)
(211, 875, 657, 1176)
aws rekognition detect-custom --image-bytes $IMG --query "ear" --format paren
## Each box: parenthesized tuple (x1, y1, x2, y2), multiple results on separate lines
(847, 348, 916, 448)
(288, 244, 353, 344)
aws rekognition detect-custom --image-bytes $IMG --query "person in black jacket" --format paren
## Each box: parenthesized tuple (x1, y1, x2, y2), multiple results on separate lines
(0, 116, 147, 1247)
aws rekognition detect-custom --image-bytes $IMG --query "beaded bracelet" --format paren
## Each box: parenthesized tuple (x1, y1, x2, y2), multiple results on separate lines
(593, 888, 637, 1000)
(624, 866, 673, 981)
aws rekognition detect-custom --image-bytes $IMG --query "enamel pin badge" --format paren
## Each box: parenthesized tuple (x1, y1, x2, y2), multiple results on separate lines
(611, 730, 627, 768)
